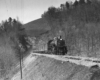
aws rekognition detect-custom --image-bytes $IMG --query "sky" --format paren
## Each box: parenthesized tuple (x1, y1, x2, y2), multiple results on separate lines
(0, 0, 75, 24)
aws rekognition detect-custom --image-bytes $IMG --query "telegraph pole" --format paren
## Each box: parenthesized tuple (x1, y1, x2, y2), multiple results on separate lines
(20, 50, 23, 79)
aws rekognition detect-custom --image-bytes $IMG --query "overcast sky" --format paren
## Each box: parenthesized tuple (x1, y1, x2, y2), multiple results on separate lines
(0, 0, 75, 24)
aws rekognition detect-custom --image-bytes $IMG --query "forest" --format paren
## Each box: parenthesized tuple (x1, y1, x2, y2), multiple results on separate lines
(42, 0, 100, 57)
(0, 17, 31, 78)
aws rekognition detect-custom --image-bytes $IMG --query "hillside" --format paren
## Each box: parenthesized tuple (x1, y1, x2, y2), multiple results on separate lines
(11, 55, 88, 80)
(23, 18, 51, 37)
(11, 52, 100, 80)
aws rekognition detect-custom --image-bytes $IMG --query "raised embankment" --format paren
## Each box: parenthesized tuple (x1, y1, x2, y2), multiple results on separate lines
(11, 52, 99, 80)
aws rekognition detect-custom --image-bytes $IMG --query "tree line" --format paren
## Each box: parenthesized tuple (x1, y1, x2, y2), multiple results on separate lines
(42, 0, 100, 57)
(0, 17, 31, 78)
(0, 17, 31, 56)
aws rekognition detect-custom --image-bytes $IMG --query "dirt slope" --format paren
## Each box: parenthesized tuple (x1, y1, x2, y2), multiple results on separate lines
(12, 55, 94, 80)
(26, 56, 92, 80)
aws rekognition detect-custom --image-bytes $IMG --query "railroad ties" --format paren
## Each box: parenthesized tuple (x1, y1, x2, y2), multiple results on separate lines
(32, 51, 100, 67)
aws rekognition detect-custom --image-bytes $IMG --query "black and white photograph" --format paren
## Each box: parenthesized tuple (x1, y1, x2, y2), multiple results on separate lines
(0, 0, 100, 80)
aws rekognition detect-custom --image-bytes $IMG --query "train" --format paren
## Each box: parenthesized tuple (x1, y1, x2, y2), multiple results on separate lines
(47, 37, 68, 55)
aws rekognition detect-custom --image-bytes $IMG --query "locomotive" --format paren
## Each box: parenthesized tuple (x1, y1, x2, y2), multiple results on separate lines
(47, 36, 68, 55)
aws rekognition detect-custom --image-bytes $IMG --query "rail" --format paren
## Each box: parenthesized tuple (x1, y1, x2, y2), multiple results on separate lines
(32, 51, 100, 67)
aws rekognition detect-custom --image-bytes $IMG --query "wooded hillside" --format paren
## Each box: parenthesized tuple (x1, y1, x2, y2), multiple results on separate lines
(42, 0, 100, 57)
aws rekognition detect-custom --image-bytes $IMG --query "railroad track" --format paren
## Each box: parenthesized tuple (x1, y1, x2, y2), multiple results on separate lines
(32, 51, 100, 67)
